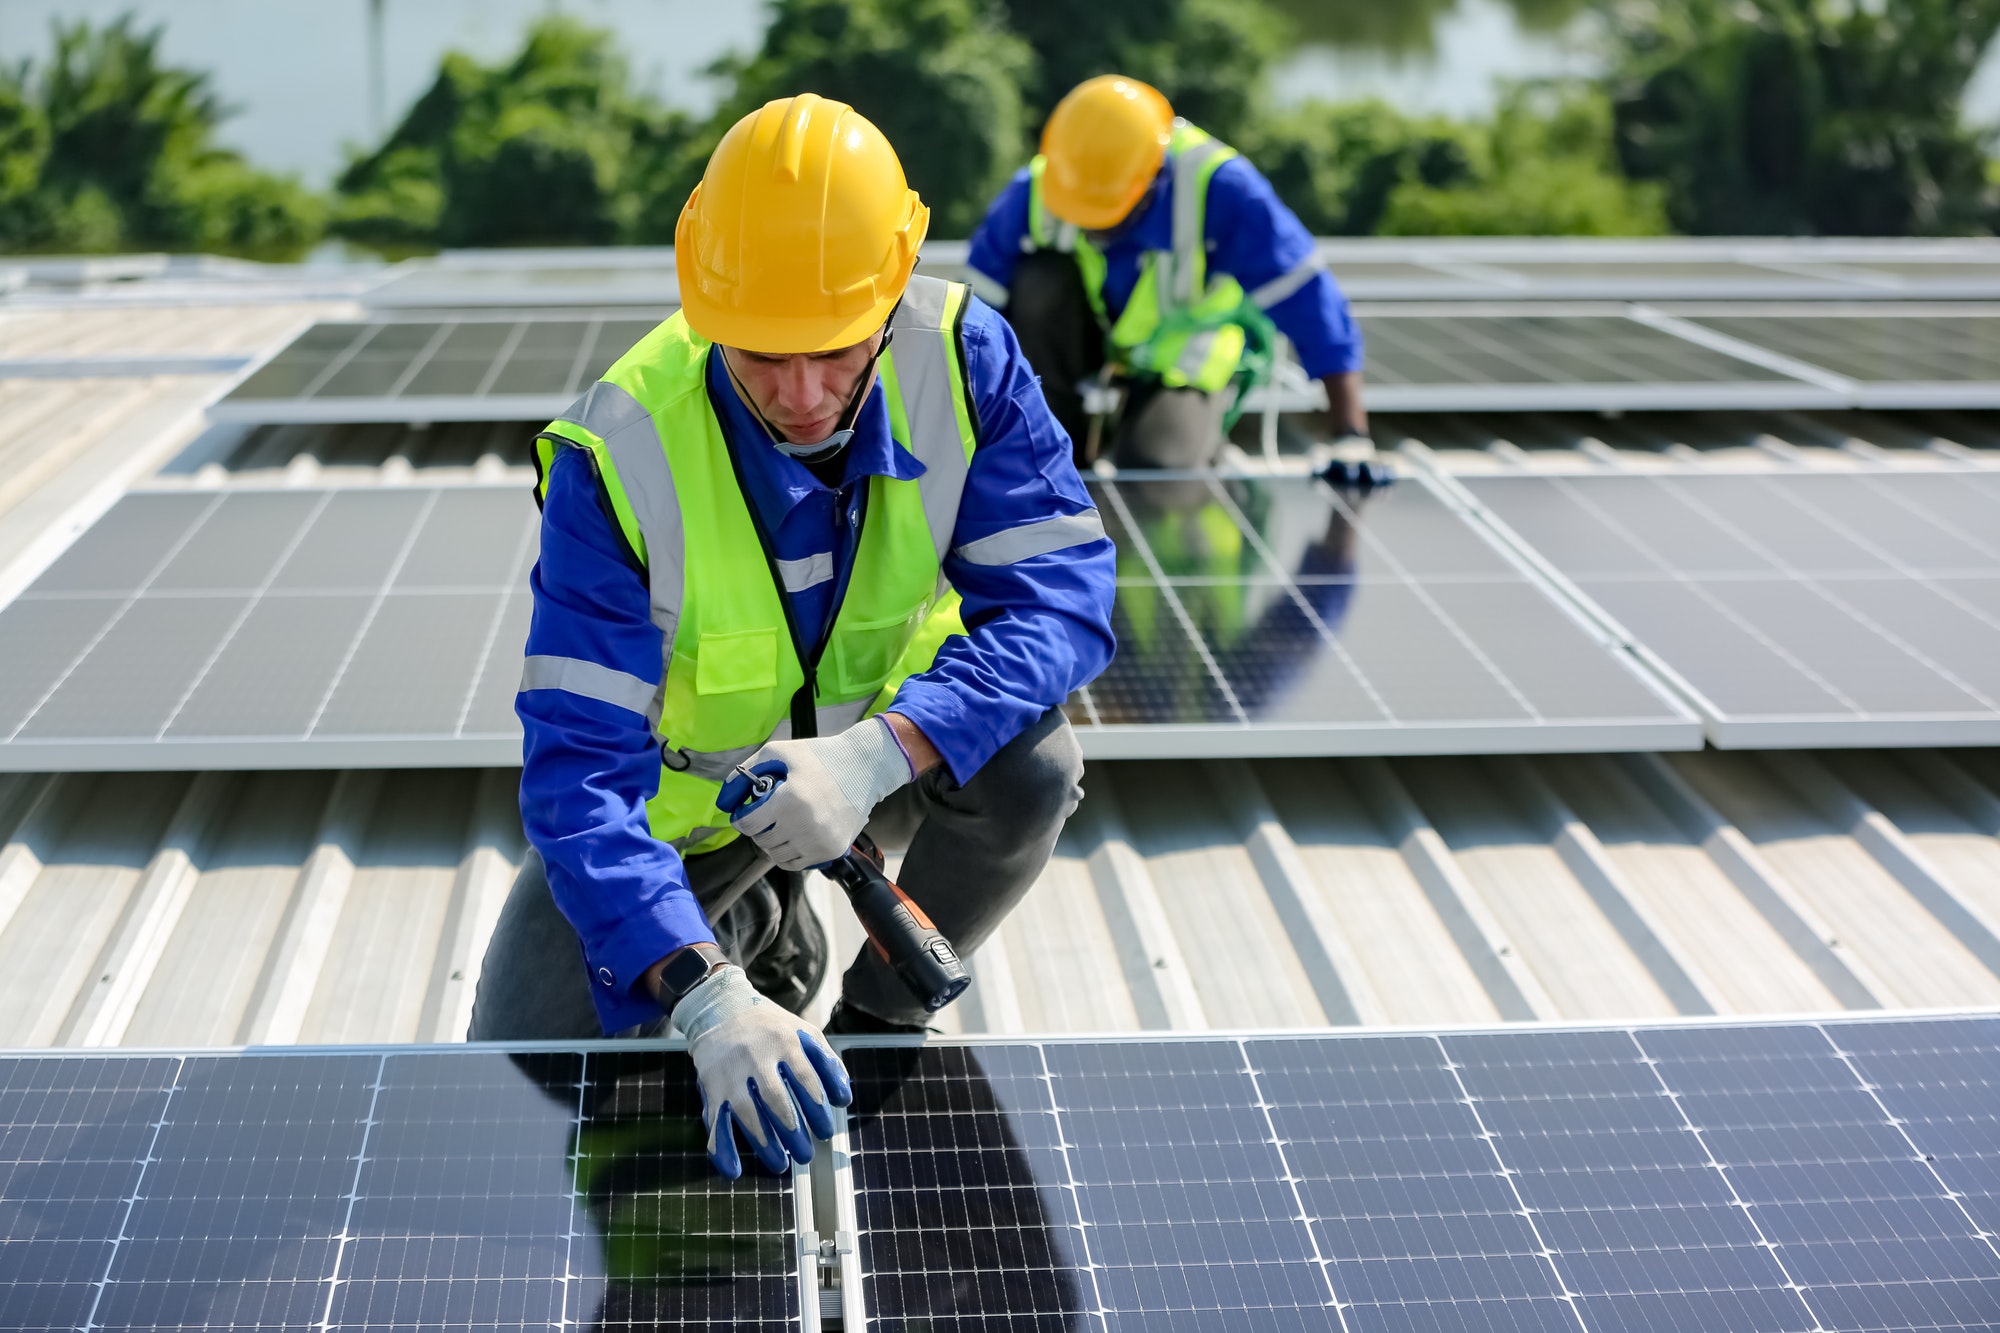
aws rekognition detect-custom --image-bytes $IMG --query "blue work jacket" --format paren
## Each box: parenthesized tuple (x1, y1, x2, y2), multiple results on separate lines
(517, 297, 1117, 1033)
(965, 154, 1365, 380)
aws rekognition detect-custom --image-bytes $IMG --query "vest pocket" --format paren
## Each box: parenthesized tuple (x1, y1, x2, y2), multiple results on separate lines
(830, 609, 923, 698)
(695, 628, 779, 695)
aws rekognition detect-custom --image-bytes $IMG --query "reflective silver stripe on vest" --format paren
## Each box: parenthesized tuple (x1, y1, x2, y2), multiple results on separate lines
(953, 510, 1106, 566)
(552, 381, 686, 678)
(1168, 130, 1229, 308)
(519, 655, 659, 721)
(1249, 256, 1323, 309)
(662, 697, 877, 781)
(965, 266, 1009, 309)
(776, 552, 833, 592)
(889, 275, 974, 562)
(1175, 328, 1221, 381)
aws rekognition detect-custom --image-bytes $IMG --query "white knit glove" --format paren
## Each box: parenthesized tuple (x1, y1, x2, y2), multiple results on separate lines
(674, 963, 851, 1179)
(727, 717, 914, 871)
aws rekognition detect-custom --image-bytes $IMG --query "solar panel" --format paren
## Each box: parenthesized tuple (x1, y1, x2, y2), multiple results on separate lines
(5, 1015, 1998, 1331)
(0, 485, 535, 770)
(1684, 311, 2000, 406)
(0, 1048, 800, 1331)
(842, 1014, 2000, 1332)
(1459, 469, 2000, 747)
(1070, 474, 1699, 756)
(1356, 309, 1819, 413)
(213, 315, 668, 424)
(0, 472, 1695, 769)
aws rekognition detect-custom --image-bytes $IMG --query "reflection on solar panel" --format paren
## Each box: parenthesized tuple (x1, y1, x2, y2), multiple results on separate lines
(1688, 312, 2000, 399)
(0, 486, 534, 770)
(844, 1014, 2000, 1333)
(213, 315, 666, 423)
(0, 1049, 800, 1331)
(1461, 470, 2000, 746)
(1070, 475, 1698, 756)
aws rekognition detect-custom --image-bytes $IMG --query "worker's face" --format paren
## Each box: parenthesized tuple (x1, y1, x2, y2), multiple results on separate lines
(721, 332, 884, 445)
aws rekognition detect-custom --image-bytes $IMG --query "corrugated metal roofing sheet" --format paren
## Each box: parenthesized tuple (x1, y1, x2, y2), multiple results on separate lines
(2, 750, 1996, 1050)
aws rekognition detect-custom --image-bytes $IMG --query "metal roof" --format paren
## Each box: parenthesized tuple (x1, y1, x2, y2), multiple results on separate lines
(1, 748, 1997, 1051)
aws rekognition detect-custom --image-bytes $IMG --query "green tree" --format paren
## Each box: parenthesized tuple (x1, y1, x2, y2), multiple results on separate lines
(1606, 0, 2000, 235)
(1382, 84, 1669, 234)
(995, 0, 1281, 144)
(0, 17, 320, 256)
(691, 0, 1031, 240)
(335, 17, 699, 249)
(1244, 85, 1668, 236)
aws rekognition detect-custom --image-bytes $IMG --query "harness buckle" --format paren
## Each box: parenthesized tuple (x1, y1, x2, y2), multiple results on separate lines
(661, 741, 694, 772)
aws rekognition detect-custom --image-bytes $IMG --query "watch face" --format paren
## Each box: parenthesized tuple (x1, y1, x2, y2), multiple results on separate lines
(665, 945, 721, 1000)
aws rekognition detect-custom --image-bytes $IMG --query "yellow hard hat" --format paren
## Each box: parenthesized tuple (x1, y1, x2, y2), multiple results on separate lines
(1039, 75, 1174, 231)
(676, 94, 929, 353)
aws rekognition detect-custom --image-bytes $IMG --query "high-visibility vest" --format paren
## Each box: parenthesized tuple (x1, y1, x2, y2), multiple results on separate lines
(1025, 121, 1258, 394)
(531, 276, 979, 855)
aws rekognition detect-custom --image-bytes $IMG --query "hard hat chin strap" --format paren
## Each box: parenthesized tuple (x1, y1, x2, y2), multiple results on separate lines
(724, 326, 896, 462)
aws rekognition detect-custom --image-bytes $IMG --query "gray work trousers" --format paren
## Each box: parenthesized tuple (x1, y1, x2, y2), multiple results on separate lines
(1007, 248, 1229, 470)
(466, 706, 1085, 1039)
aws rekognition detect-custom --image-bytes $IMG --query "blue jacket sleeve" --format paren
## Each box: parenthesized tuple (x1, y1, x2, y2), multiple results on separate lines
(887, 299, 1117, 781)
(963, 168, 1035, 309)
(517, 446, 716, 1035)
(1204, 156, 1365, 379)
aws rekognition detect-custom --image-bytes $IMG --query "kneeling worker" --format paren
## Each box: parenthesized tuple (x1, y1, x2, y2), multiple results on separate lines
(967, 74, 1368, 468)
(469, 94, 1117, 1179)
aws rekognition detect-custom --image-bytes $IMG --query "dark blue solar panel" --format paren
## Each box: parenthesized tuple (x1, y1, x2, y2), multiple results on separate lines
(0, 1056, 178, 1333)
(846, 1043, 1098, 1331)
(1638, 1023, 2000, 1331)
(1443, 1028, 1812, 1332)
(90, 1053, 379, 1330)
(1042, 1040, 1343, 1330)
(1248, 1033, 1577, 1333)
(1831, 1017, 2000, 1239)
(0, 1050, 795, 1333)
(329, 1052, 583, 1330)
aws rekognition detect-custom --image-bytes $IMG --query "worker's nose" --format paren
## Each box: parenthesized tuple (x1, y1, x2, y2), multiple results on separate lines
(772, 360, 828, 417)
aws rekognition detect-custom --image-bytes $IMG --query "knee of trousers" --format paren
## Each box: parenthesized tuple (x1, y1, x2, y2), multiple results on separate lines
(967, 707, 1085, 834)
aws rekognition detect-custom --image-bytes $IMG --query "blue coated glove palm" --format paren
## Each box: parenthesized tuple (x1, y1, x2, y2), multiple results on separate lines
(673, 963, 852, 1179)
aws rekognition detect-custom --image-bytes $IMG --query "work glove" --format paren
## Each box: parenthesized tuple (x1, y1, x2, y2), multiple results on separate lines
(674, 962, 852, 1179)
(723, 716, 914, 871)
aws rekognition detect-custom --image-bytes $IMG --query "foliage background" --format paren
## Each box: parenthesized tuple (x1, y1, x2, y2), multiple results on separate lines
(0, 0, 1995, 255)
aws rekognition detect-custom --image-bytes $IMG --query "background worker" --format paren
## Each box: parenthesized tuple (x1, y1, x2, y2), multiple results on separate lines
(966, 74, 1369, 469)
(468, 93, 1117, 1179)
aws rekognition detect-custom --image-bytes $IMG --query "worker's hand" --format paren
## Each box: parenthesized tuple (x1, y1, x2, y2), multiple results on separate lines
(675, 963, 852, 1179)
(724, 716, 914, 871)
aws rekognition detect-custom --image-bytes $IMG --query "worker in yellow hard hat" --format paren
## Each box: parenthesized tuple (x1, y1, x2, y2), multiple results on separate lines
(468, 94, 1116, 1180)
(966, 75, 1369, 468)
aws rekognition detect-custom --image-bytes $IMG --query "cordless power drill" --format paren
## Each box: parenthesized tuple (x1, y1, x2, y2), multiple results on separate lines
(721, 768, 972, 1013)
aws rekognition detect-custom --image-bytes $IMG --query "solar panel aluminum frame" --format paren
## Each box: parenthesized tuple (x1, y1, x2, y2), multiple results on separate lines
(1659, 302, 2000, 410)
(1437, 463, 2000, 750)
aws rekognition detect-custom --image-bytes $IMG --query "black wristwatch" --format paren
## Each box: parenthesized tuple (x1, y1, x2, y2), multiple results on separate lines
(656, 942, 730, 1018)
